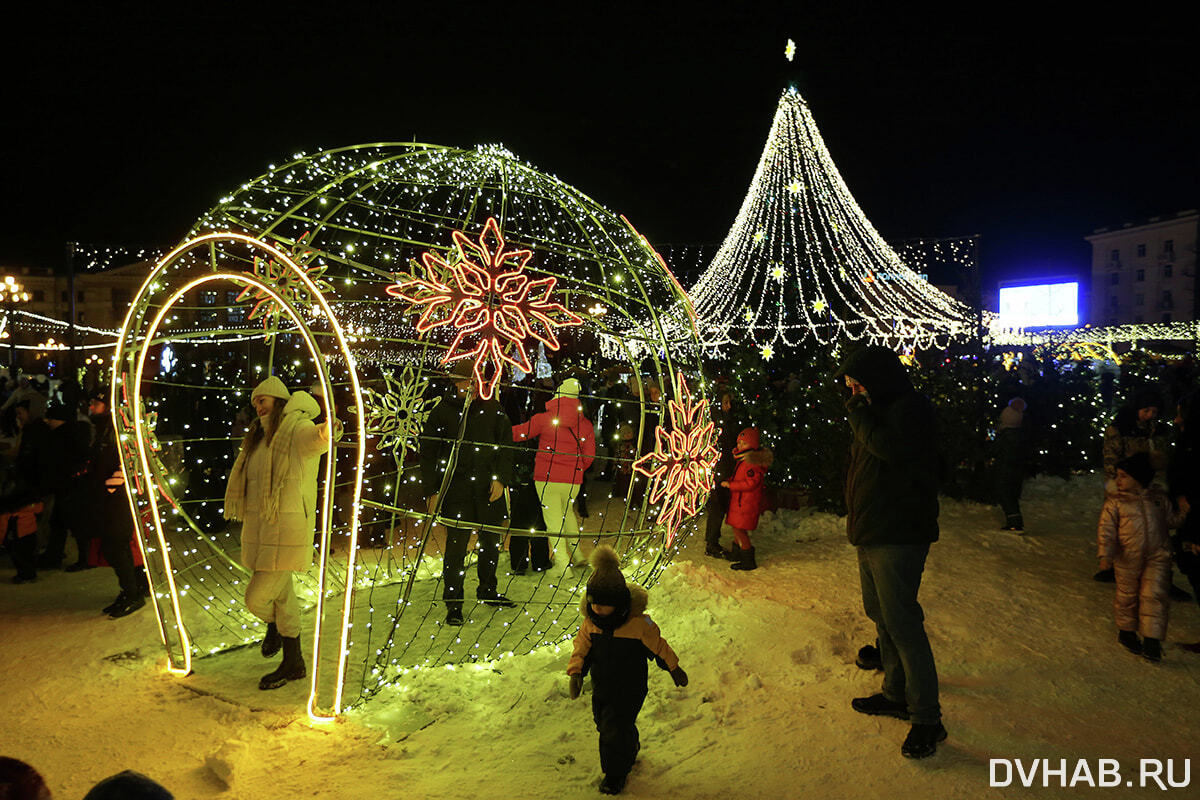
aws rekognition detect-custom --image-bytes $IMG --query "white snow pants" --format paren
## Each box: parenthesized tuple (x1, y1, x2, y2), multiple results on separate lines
(537, 480, 581, 566)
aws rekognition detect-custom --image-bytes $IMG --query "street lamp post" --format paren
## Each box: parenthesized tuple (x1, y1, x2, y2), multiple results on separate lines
(1, 275, 31, 377)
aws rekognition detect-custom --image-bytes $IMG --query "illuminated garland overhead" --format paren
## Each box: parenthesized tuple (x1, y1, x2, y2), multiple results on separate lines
(689, 88, 979, 354)
(989, 321, 1199, 347)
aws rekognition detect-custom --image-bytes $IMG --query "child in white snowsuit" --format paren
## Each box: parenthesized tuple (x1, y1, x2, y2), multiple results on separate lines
(1098, 452, 1185, 661)
(567, 546, 688, 795)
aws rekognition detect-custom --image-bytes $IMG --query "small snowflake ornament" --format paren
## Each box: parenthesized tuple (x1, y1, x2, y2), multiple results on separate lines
(353, 366, 441, 455)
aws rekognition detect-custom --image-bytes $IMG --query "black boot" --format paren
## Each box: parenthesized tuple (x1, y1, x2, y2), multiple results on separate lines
(855, 643, 883, 671)
(108, 593, 145, 619)
(477, 589, 516, 608)
(261, 622, 281, 658)
(1142, 637, 1162, 662)
(730, 546, 756, 571)
(599, 773, 627, 795)
(260, 636, 306, 690)
(1118, 629, 1141, 655)
(901, 722, 948, 759)
(445, 602, 464, 626)
(851, 693, 909, 720)
(102, 592, 127, 616)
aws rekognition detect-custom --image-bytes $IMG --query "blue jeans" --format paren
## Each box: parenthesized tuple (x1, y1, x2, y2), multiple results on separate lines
(857, 544, 941, 725)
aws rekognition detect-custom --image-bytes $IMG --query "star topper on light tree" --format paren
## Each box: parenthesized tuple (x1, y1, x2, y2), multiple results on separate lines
(387, 216, 583, 399)
(633, 371, 720, 548)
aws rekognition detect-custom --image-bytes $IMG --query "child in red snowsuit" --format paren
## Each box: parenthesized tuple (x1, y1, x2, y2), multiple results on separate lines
(720, 428, 773, 571)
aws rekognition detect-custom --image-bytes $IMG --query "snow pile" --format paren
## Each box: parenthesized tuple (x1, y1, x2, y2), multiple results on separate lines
(3, 473, 1198, 799)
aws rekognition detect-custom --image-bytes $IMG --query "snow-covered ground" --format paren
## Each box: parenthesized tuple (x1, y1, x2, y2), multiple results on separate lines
(4, 473, 1199, 799)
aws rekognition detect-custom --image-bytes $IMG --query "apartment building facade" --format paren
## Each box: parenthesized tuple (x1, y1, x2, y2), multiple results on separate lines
(1084, 210, 1197, 326)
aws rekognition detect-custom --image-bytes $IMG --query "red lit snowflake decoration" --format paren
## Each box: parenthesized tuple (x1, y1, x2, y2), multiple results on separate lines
(632, 372, 719, 547)
(386, 217, 583, 400)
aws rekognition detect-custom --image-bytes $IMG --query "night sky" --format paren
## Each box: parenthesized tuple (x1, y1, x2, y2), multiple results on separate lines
(3, 4, 1197, 298)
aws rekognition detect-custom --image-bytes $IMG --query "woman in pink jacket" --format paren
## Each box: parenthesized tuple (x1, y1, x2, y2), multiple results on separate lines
(512, 378, 595, 568)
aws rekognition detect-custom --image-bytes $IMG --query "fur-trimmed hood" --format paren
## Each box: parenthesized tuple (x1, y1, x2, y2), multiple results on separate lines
(737, 447, 773, 469)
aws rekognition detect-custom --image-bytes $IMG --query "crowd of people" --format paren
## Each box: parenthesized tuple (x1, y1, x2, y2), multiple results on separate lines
(1, 373, 147, 618)
(5, 350, 1200, 795)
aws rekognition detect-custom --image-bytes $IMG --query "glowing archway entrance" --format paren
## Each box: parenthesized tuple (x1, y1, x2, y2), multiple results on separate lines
(113, 232, 366, 719)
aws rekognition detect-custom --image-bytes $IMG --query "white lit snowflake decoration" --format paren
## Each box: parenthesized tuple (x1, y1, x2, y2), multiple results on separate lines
(353, 366, 441, 455)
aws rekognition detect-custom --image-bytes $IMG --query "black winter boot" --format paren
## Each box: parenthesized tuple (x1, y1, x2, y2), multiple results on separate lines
(108, 593, 145, 619)
(851, 693, 909, 720)
(599, 773, 627, 795)
(102, 592, 127, 616)
(730, 546, 757, 571)
(901, 722, 948, 759)
(1142, 637, 1162, 662)
(855, 643, 883, 671)
(259, 636, 306, 690)
(1118, 629, 1142, 655)
(261, 622, 281, 658)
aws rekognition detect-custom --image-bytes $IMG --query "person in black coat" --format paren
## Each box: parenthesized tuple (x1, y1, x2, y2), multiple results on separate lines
(502, 380, 553, 574)
(86, 387, 147, 618)
(27, 401, 92, 570)
(1169, 391, 1200, 651)
(420, 362, 517, 625)
(836, 346, 945, 760)
(993, 397, 1029, 531)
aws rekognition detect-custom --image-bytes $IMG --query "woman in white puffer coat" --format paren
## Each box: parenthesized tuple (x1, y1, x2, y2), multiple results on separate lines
(224, 376, 336, 690)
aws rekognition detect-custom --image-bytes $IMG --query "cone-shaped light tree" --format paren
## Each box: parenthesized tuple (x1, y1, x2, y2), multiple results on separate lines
(689, 87, 978, 359)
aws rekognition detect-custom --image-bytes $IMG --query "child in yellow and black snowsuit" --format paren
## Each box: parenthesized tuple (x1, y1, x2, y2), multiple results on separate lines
(567, 546, 688, 795)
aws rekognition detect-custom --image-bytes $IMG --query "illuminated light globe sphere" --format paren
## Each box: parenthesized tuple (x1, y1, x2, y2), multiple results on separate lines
(112, 143, 710, 717)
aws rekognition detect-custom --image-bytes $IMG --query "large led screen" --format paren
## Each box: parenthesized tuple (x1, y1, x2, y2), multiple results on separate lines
(998, 281, 1079, 328)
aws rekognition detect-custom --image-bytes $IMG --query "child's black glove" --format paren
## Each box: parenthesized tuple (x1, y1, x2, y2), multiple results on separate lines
(670, 666, 688, 687)
(568, 673, 583, 699)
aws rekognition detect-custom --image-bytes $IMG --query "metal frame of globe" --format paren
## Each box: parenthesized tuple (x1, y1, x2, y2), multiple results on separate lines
(115, 142, 708, 716)
(113, 232, 367, 720)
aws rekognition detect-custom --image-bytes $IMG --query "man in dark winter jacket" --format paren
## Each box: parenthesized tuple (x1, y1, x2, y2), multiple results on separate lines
(24, 401, 92, 570)
(420, 362, 517, 625)
(836, 346, 945, 760)
(86, 388, 146, 618)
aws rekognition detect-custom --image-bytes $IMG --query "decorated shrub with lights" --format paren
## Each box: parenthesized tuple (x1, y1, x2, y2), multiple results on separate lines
(112, 143, 710, 717)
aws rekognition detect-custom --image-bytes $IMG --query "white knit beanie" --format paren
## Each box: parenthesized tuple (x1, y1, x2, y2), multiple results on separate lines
(555, 377, 581, 399)
(251, 375, 291, 401)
